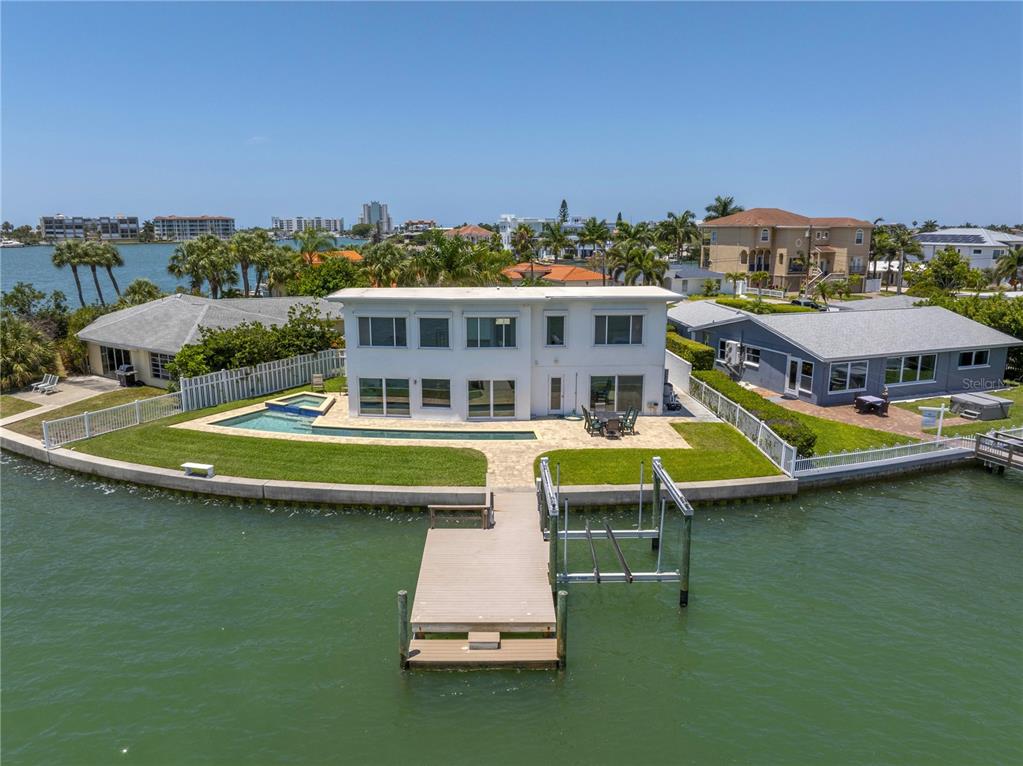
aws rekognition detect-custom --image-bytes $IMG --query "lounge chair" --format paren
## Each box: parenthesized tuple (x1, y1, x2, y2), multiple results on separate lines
(604, 417, 622, 439)
(31, 374, 56, 392)
(37, 374, 60, 394)
(311, 373, 325, 392)
(622, 407, 638, 435)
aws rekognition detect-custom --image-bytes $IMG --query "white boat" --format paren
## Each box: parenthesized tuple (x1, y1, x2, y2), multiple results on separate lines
(0, 238, 26, 248)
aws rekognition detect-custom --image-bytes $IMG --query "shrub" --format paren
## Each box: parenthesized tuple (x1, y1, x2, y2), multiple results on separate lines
(1, 315, 57, 391)
(692, 369, 817, 456)
(665, 329, 715, 370)
(714, 297, 816, 314)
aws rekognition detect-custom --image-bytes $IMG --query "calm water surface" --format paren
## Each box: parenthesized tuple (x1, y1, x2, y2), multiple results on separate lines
(0, 239, 367, 301)
(2, 455, 1020, 765)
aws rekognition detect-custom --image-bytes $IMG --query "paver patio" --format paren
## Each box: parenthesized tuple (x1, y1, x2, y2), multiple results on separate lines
(0, 376, 122, 426)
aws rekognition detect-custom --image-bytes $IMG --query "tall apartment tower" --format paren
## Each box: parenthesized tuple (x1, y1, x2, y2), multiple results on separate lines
(359, 201, 392, 235)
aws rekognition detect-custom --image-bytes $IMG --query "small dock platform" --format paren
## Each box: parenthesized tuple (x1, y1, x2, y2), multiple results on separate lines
(405, 491, 560, 670)
(976, 430, 1023, 473)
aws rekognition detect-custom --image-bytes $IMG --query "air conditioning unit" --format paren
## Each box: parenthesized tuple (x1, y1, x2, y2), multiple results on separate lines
(724, 340, 742, 368)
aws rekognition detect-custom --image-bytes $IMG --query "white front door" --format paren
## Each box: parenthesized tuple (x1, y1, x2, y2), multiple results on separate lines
(548, 376, 563, 415)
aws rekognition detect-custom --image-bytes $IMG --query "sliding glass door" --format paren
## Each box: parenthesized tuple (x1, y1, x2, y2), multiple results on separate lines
(589, 375, 643, 412)
(358, 377, 410, 416)
(467, 380, 516, 419)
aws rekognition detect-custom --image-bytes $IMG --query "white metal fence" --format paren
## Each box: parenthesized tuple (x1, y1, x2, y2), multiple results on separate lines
(687, 376, 798, 474)
(42, 392, 183, 449)
(791, 435, 976, 475)
(40, 348, 345, 449)
(179, 349, 345, 410)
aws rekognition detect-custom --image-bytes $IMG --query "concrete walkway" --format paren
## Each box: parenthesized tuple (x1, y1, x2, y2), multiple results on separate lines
(1, 376, 121, 426)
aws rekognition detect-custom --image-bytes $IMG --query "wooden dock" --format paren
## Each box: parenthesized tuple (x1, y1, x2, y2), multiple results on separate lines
(405, 491, 561, 669)
(976, 431, 1023, 473)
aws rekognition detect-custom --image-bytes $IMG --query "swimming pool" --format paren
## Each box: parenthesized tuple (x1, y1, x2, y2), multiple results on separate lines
(214, 410, 537, 440)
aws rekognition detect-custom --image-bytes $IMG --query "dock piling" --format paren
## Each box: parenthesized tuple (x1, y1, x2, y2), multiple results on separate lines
(398, 590, 409, 669)
(679, 512, 692, 607)
(556, 590, 568, 669)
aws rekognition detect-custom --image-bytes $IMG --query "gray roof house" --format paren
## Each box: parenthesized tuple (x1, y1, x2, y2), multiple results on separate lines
(77, 294, 341, 388)
(668, 302, 1020, 405)
(666, 264, 739, 297)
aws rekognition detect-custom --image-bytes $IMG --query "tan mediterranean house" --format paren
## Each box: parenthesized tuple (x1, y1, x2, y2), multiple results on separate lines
(699, 208, 873, 293)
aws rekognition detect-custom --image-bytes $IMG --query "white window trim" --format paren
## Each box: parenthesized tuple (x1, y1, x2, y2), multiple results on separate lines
(957, 350, 990, 370)
(855, 228, 864, 245)
(466, 379, 518, 420)
(588, 374, 645, 413)
(465, 316, 518, 350)
(417, 316, 451, 350)
(357, 377, 412, 417)
(544, 310, 568, 348)
(885, 354, 938, 386)
(358, 316, 408, 348)
(593, 313, 646, 347)
(743, 346, 761, 369)
(759, 228, 770, 243)
(420, 378, 452, 409)
(828, 360, 869, 393)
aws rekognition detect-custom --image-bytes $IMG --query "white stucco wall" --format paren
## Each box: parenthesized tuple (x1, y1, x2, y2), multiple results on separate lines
(340, 294, 669, 421)
(85, 341, 172, 389)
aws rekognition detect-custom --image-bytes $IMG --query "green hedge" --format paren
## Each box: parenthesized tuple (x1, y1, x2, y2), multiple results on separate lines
(692, 369, 818, 456)
(714, 297, 816, 314)
(665, 329, 715, 370)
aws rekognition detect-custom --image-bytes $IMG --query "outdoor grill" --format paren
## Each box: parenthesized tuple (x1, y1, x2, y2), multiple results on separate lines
(115, 364, 138, 387)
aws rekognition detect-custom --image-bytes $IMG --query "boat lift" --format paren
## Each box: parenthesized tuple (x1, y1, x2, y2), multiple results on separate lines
(536, 456, 694, 607)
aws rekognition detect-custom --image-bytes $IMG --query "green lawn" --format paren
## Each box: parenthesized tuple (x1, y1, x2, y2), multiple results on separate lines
(895, 385, 1023, 437)
(534, 422, 780, 485)
(68, 382, 487, 487)
(0, 395, 41, 419)
(786, 411, 918, 454)
(6, 385, 166, 439)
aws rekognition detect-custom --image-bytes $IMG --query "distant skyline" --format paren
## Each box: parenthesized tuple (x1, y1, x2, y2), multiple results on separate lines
(2, 2, 1021, 228)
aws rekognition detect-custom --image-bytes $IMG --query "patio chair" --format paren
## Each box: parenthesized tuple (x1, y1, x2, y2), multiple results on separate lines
(604, 417, 622, 439)
(622, 407, 638, 435)
(582, 406, 603, 436)
(38, 375, 60, 394)
(31, 374, 56, 392)
(311, 373, 325, 392)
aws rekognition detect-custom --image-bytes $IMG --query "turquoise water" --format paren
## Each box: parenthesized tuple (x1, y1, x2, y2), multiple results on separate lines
(0, 238, 368, 301)
(2, 454, 1021, 764)
(270, 394, 331, 408)
(216, 409, 538, 440)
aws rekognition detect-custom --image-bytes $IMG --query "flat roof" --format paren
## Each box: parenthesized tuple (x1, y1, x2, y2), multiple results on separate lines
(327, 286, 680, 302)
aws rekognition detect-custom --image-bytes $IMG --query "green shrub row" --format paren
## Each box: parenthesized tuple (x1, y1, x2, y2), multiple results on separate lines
(714, 297, 816, 314)
(665, 329, 715, 370)
(692, 369, 818, 456)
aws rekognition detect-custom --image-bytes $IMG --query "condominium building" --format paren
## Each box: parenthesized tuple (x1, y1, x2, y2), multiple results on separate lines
(359, 201, 392, 235)
(497, 214, 595, 258)
(699, 208, 873, 292)
(153, 216, 236, 241)
(40, 214, 139, 241)
(270, 216, 345, 236)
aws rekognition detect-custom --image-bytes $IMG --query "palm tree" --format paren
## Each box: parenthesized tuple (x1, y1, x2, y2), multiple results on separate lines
(361, 242, 406, 287)
(815, 279, 837, 306)
(577, 217, 611, 284)
(293, 228, 336, 266)
(264, 245, 301, 295)
(96, 242, 123, 297)
(704, 195, 744, 221)
(229, 229, 273, 296)
(118, 278, 163, 306)
(82, 241, 107, 306)
(995, 246, 1023, 288)
(919, 219, 940, 233)
(0, 315, 57, 391)
(613, 220, 655, 247)
(51, 241, 87, 307)
(539, 221, 569, 262)
(748, 270, 771, 301)
(889, 225, 923, 294)
(167, 235, 237, 298)
(724, 271, 746, 295)
(510, 223, 535, 260)
(657, 211, 699, 261)
(607, 242, 668, 285)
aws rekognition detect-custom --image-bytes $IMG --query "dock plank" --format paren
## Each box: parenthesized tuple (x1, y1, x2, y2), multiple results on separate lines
(407, 638, 558, 669)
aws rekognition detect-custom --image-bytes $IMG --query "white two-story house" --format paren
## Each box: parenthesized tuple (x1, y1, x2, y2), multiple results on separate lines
(327, 286, 678, 421)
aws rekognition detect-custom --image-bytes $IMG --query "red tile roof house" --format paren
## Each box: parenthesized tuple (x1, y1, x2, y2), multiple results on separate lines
(444, 225, 495, 245)
(699, 208, 874, 293)
(502, 262, 606, 286)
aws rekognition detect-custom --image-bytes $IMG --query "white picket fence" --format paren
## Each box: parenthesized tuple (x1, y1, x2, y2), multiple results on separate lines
(40, 348, 345, 449)
(791, 435, 977, 475)
(42, 392, 184, 449)
(687, 376, 798, 474)
(179, 349, 345, 411)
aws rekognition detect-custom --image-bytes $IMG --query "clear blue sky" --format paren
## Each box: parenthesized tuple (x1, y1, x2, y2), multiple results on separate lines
(2, 2, 1021, 228)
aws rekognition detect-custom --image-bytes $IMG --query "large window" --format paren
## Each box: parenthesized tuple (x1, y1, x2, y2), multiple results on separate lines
(958, 349, 989, 368)
(466, 317, 516, 348)
(100, 346, 131, 374)
(358, 316, 407, 348)
(419, 317, 449, 348)
(829, 360, 868, 392)
(589, 375, 643, 413)
(467, 380, 515, 418)
(855, 228, 864, 245)
(885, 354, 937, 385)
(150, 352, 174, 381)
(421, 378, 451, 408)
(545, 314, 566, 346)
(358, 377, 410, 416)
(594, 315, 643, 345)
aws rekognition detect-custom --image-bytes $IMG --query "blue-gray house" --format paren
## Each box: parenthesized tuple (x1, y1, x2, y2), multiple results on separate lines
(668, 302, 1020, 405)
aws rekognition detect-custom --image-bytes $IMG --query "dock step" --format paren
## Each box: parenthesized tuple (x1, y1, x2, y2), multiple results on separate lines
(407, 638, 558, 669)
